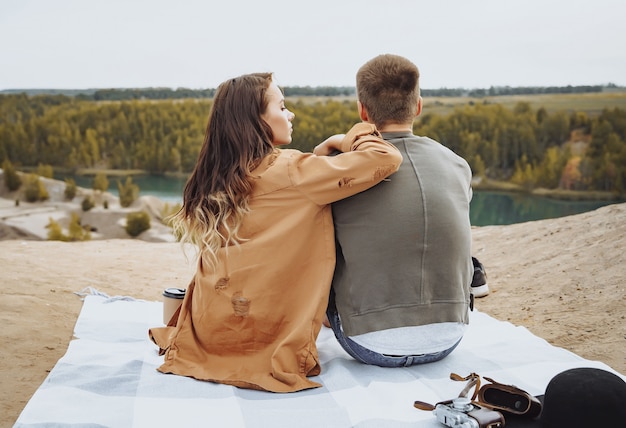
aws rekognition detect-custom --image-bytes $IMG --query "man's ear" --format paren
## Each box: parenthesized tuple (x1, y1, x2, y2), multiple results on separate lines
(357, 101, 369, 122)
(416, 96, 423, 117)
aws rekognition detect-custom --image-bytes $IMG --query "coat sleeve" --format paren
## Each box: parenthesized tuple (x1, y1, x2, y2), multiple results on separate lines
(286, 123, 403, 206)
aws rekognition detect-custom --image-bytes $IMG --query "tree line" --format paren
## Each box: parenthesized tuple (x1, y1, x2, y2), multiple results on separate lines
(1, 92, 625, 194)
(1, 84, 619, 101)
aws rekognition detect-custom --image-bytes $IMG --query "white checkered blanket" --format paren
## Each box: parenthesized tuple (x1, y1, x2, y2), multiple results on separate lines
(15, 295, 623, 427)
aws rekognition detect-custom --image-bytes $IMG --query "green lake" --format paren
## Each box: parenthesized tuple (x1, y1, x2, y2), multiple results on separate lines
(60, 174, 621, 226)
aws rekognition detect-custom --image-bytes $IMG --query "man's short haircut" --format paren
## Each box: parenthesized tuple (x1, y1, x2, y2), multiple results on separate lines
(356, 54, 420, 128)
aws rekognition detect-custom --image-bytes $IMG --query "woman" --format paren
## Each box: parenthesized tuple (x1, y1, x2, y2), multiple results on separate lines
(149, 73, 402, 392)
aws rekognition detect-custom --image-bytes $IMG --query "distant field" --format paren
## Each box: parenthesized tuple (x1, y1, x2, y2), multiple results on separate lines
(419, 92, 626, 117)
(288, 91, 626, 117)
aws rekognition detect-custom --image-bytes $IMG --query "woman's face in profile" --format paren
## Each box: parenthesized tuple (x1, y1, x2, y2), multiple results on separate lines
(261, 82, 295, 146)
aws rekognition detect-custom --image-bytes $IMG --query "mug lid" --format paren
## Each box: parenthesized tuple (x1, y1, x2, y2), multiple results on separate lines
(163, 288, 186, 299)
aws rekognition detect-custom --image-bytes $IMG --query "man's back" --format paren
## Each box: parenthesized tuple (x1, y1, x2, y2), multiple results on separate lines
(331, 131, 473, 338)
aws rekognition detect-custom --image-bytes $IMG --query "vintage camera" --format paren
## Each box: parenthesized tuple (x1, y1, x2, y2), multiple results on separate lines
(433, 397, 504, 428)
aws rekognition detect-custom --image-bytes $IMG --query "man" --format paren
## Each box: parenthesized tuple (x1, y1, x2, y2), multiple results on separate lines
(316, 54, 488, 367)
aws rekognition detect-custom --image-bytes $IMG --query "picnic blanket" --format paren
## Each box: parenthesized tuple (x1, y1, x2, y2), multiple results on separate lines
(15, 294, 624, 427)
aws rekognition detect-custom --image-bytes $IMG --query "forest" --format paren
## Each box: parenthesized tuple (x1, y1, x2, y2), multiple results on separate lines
(0, 90, 625, 194)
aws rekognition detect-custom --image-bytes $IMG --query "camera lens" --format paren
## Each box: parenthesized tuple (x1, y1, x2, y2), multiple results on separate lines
(452, 397, 473, 411)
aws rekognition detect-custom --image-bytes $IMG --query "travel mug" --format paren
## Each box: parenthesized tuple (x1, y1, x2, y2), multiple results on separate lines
(162, 288, 186, 324)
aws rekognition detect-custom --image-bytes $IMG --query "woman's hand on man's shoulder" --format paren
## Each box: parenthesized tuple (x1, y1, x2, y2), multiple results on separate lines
(313, 134, 346, 156)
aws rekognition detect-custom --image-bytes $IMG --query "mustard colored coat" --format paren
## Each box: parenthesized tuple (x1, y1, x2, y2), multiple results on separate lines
(149, 123, 402, 392)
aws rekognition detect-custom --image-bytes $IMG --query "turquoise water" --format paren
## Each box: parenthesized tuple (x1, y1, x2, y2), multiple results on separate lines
(58, 174, 620, 226)
(469, 191, 618, 226)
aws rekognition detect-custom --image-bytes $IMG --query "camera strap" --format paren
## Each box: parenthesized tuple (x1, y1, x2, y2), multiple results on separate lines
(413, 372, 480, 411)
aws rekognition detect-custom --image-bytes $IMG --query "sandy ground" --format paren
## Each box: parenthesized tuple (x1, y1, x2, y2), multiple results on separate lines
(1, 176, 625, 426)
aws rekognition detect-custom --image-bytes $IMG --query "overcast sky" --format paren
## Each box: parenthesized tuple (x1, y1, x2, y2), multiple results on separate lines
(1, 0, 625, 90)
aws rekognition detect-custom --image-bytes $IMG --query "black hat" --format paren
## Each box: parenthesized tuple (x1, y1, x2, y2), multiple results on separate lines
(541, 367, 626, 428)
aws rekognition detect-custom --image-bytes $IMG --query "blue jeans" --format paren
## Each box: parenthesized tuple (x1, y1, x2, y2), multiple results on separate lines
(326, 289, 461, 367)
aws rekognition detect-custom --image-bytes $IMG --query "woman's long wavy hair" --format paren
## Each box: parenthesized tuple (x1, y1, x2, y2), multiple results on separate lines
(172, 73, 275, 267)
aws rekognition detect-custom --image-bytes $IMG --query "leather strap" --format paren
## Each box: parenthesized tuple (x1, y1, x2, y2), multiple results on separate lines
(450, 372, 481, 400)
(413, 400, 436, 411)
(414, 373, 481, 412)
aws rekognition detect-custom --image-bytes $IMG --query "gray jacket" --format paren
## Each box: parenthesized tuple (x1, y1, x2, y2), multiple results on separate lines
(331, 131, 473, 336)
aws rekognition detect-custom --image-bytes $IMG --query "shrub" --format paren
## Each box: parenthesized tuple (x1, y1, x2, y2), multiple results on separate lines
(92, 172, 109, 192)
(64, 178, 77, 200)
(23, 174, 49, 202)
(39, 179, 49, 201)
(46, 218, 67, 241)
(37, 163, 54, 178)
(67, 212, 91, 241)
(47, 213, 91, 241)
(125, 211, 151, 237)
(81, 196, 95, 211)
(23, 175, 39, 202)
(161, 202, 182, 226)
(117, 176, 139, 207)
(2, 159, 21, 191)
